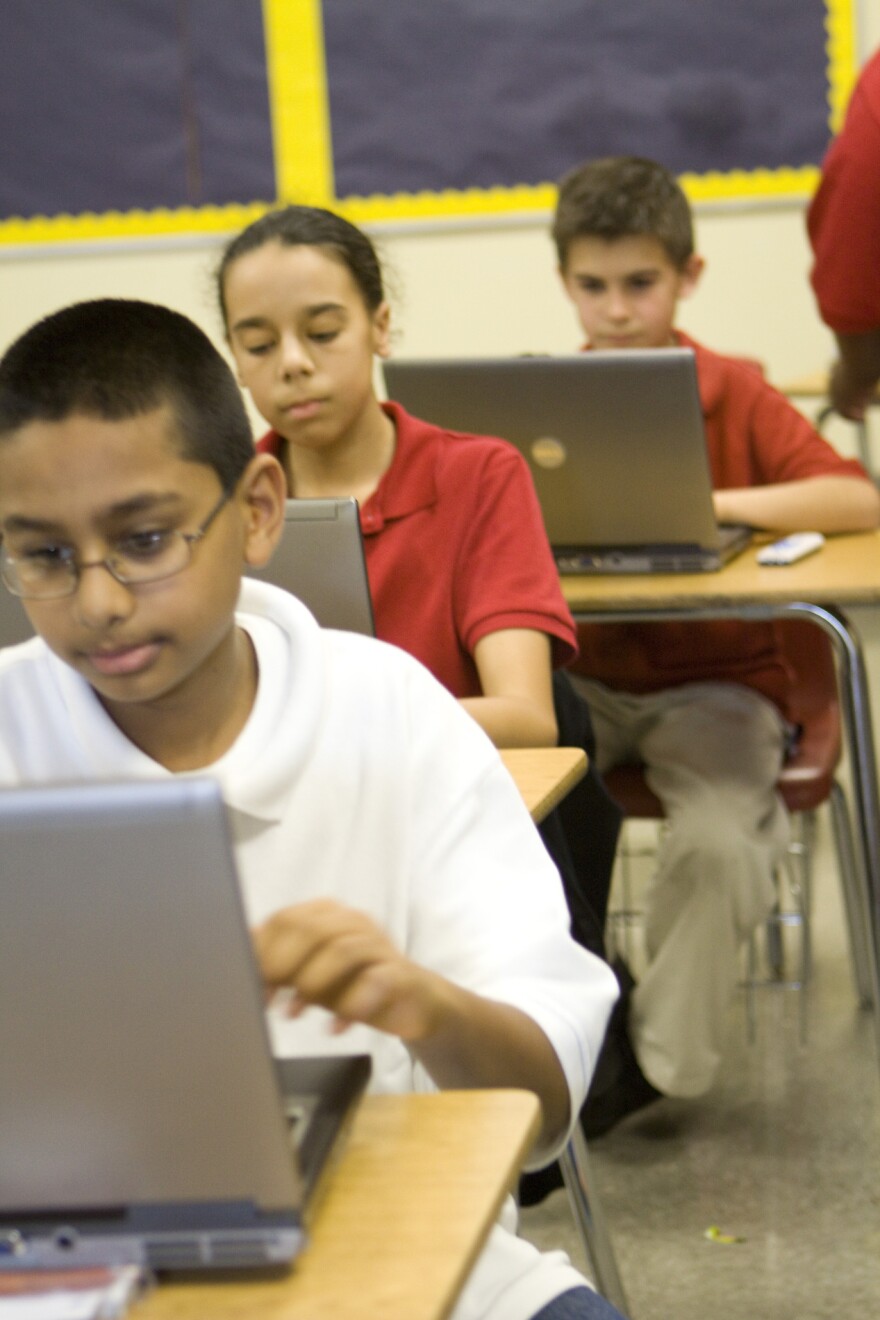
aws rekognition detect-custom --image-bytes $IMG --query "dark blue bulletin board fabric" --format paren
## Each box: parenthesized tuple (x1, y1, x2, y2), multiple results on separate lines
(323, 0, 832, 198)
(0, 0, 274, 220)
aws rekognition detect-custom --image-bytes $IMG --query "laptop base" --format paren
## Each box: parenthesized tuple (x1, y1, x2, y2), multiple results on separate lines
(555, 526, 752, 575)
(556, 546, 724, 575)
(0, 1208, 303, 1273)
(0, 1055, 370, 1275)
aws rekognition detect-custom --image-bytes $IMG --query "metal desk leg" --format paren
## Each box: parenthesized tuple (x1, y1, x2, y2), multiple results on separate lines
(786, 605, 880, 1050)
(559, 1127, 632, 1318)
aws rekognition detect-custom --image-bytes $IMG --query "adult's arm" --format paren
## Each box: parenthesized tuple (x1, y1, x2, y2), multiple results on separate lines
(828, 330, 880, 421)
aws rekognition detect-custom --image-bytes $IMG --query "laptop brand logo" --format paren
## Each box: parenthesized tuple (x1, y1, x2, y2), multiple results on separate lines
(530, 437, 566, 469)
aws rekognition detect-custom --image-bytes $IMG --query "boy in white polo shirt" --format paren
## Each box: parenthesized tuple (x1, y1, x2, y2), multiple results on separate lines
(0, 300, 622, 1320)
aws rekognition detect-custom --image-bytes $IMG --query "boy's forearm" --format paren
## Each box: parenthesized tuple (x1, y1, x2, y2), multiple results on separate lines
(714, 476, 880, 535)
(411, 971, 571, 1148)
(255, 900, 574, 1147)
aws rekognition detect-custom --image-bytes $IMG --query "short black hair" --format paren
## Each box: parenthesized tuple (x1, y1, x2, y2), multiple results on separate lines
(216, 204, 385, 329)
(0, 299, 255, 491)
(553, 156, 694, 270)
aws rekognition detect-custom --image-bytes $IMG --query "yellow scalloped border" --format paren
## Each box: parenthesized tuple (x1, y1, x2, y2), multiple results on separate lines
(0, 0, 859, 246)
(825, 0, 860, 131)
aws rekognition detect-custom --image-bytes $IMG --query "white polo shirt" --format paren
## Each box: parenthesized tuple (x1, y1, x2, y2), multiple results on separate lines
(0, 579, 617, 1320)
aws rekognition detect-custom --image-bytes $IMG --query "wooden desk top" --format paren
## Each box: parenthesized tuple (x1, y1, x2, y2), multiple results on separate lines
(500, 746, 588, 823)
(138, 1089, 540, 1320)
(562, 529, 880, 614)
(780, 369, 880, 402)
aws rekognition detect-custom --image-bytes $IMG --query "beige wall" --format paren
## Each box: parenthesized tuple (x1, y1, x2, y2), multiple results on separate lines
(2, 3, 878, 387)
(0, 12, 877, 451)
(2, 11, 879, 735)
(0, 191, 844, 392)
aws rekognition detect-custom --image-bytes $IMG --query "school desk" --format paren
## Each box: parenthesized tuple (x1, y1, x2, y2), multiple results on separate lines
(780, 369, 879, 475)
(136, 1089, 540, 1320)
(500, 745, 588, 824)
(562, 528, 880, 1063)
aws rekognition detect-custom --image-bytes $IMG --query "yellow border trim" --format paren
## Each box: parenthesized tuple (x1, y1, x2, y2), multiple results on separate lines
(0, 0, 859, 245)
(262, 0, 333, 203)
(825, 0, 860, 131)
(335, 167, 822, 228)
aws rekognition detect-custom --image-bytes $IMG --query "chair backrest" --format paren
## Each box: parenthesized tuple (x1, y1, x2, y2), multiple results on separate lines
(774, 618, 842, 812)
(775, 617, 839, 728)
(592, 617, 842, 818)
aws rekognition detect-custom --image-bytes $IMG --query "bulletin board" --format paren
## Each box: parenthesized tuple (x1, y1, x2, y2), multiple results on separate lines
(0, 0, 860, 247)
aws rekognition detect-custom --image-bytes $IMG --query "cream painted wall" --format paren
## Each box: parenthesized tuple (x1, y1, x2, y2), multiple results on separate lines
(0, 193, 846, 389)
(0, 20, 876, 490)
(2, 5, 878, 385)
(1, 9, 879, 731)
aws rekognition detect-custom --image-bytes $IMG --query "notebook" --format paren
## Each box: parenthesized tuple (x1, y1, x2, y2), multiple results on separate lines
(247, 497, 375, 635)
(0, 777, 370, 1274)
(383, 349, 752, 573)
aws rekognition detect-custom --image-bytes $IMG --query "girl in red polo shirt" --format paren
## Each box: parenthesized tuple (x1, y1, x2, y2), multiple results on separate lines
(216, 204, 579, 751)
(216, 207, 628, 1206)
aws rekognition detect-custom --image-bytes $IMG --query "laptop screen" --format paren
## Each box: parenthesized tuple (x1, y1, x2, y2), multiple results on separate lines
(384, 350, 748, 572)
(246, 497, 375, 635)
(0, 778, 301, 1216)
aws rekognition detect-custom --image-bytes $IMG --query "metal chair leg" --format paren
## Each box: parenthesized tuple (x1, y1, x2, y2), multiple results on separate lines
(559, 1125, 632, 1318)
(829, 779, 876, 1007)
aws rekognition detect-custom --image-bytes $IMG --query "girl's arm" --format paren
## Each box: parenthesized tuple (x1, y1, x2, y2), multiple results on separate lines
(460, 628, 558, 748)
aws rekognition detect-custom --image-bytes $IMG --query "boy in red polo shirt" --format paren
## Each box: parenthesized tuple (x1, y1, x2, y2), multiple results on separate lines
(553, 155, 880, 1134)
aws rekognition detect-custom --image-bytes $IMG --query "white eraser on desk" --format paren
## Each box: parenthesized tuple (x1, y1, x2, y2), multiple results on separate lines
(756, 532, 825, 566)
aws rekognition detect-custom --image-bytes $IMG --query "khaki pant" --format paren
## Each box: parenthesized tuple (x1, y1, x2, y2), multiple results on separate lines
(573, 678, 791, 1097)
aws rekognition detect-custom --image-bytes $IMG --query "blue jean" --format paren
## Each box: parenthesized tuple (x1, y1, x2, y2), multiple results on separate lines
(532, 1285, 628, 1319)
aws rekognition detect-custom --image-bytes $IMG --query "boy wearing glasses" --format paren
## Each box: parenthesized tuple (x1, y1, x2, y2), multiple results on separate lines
(0, 300, 623, 1320)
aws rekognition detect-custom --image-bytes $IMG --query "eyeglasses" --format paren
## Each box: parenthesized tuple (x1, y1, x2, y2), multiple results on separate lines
(0, 491, 230, 600)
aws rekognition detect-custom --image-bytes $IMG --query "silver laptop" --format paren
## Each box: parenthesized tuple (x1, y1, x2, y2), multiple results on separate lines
(383, 350, 751, 573)
(0, 777, 369, 1273)
(247, 497, 375, 634)
(0, 588, 33, 648)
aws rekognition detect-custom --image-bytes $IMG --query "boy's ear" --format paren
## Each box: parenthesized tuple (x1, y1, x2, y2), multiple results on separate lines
(236, 453, 288, 569)
(372, 301, 392, 359)
(677, 254, 705, 300)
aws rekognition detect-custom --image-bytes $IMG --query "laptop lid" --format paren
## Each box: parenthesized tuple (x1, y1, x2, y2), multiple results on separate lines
(0, 588, 33, 648)
(383, 350, 750, 573)
(0, 778, 365, 1272)
(0, 497, 375, 649)
(246, 497, 375, 635)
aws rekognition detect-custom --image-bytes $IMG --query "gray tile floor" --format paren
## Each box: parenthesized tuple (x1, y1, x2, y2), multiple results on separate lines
(518, 810, 880, 1320)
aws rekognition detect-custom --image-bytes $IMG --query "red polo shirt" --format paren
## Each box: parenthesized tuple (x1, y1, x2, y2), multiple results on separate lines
(258, 401, 577, 698)
(572, 332, 869, 717)
(808, 48, 880, 335)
